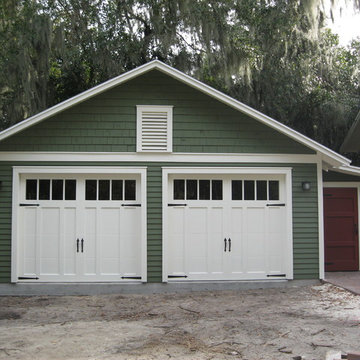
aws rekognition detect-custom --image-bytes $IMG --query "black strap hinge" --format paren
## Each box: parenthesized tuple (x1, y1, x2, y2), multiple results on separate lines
(121, 276, 141, 279)
(168, 275, 188, 278)
(18, 276, 39, 280)
(19, 203, 40, 207)
(267, 274, 286, 277)
(168, 204, 187, 207)
(266, 203, 286, 207)
(121, 204, 141, 207)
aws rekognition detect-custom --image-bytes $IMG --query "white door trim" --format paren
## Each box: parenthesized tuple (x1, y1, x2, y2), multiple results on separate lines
(162, 167, 293, 282)
(11, 166, 147, 283)
(323, 181, 360, 271)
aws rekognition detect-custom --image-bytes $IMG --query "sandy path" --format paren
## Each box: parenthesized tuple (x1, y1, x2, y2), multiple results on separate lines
(0, 283, 359, 359)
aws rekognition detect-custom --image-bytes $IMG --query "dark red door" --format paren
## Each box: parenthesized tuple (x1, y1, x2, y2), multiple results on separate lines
(324, 188, 359, 271)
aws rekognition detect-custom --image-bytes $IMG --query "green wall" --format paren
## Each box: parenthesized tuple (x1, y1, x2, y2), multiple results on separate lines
(0, 70, 314, 154)
(323, 170, 360, 182)
(0, 68, 320, 283)
(0, 161, 318, 283)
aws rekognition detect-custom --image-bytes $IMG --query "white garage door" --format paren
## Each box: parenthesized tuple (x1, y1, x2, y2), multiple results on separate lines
(166, 172, 291, 281)
(17, 172, 144, 282)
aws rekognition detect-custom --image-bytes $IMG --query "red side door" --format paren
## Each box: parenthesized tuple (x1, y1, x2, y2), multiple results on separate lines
(324, 188, 359, 271)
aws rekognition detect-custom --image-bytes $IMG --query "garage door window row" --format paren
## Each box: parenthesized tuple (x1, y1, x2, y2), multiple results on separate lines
(26, 179, 76, 201)
(174, 179, 223, 200)
(85, 179, 136, 201)
(232, 180, 279, 201)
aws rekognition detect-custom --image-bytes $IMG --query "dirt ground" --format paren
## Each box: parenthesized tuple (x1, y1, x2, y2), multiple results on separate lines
(0, 283, 359, 360)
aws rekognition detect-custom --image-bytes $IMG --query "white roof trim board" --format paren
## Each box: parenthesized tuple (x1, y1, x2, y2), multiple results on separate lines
(0, 60, 353, 168)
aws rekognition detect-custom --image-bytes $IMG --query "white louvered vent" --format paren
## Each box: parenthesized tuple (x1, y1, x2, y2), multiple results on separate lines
(137, 106, 173, 152)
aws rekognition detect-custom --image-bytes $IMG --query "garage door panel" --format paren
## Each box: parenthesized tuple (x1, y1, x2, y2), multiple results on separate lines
(18, 171, 145, 282)
(228, 207, 244, 274)
(208, 207, 225, 274)
(187, 207, 208, 274)
(99, 208, 121, 275)
(168, 207, 185, 275)
(63, 207, 77, 275)
(40, 207, 60, 275)
(121, 207, 142, 275)
(166, 174, 288, 281)
(268, 207, 286, 274)
(83, 207, 97, 275)
(23, 207, 37, 275)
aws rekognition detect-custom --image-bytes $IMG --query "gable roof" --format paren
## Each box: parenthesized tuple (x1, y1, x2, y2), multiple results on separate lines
(340, 110, 360, 153)
(0, 60, 352, 168)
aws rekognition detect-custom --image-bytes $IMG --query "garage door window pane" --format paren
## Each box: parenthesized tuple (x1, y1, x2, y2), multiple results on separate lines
(212, 180, 223, 200)
(256, 181, 267, 200)
(86, 180, 97, 200)
(52, 180, 63, 200)
(99, 180, 110, 200)
(244, 180, 255, 200)
(125, 180, 136, 200)
(186, 180, 197, 200)
(269, 181, 279, 200)
(199, 180, 210, 200)
(39, 180, 50, 200)
(232, 180, 242, 200)
(174, 180, 185, 200)
(112, 180, 123, 200)
(65, 180, 76, 200)
(26, 179, 37, 200)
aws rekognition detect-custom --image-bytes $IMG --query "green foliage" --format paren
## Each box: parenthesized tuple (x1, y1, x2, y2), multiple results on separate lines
(0, 0, 359, 162)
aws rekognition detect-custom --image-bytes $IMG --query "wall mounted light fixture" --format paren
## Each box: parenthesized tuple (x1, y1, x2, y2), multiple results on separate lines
(302, 181, 311, 191)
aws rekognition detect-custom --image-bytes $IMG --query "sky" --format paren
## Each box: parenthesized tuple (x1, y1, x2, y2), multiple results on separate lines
(325, 0, 360, 45)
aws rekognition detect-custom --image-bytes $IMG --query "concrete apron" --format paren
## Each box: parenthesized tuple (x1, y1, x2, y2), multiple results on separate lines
(0, 280, 320, 296)
(324, 271, 360, 296)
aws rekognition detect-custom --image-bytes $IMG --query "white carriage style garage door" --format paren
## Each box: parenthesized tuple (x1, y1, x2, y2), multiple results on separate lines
(163, 168, 293, 281)
(13, 167, 147, 282)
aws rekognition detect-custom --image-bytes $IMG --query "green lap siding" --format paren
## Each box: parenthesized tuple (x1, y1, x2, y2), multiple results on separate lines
(0, 161, 318, 283)
(0, 70, 314, 155)
(323, 170, 360, 182)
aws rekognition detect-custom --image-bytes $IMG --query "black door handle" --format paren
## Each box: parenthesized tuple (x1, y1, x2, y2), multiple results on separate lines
(228, 238, 231, 252)
(81, 238, 84, 253)
(224, 238, 227, 252)
(76, 239, 79, 253)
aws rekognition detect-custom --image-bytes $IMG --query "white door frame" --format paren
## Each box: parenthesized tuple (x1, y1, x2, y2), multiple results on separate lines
(11, 166, 147, 283)
(323, 181, 360, 271)
(162, 167, 293, 282)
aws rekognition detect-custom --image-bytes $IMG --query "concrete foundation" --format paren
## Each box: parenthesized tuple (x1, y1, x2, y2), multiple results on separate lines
(0, 279, 320, 296)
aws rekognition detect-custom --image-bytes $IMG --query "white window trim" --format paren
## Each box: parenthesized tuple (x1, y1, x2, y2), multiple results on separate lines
(162, 167, 294, 282)
(136, 105, 173, 153)
(11, 166, 147, 283)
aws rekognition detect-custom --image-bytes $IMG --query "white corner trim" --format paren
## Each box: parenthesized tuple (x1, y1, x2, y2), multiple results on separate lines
(317, 159, 325, 280)
(0, 60, 350, 167)
(0, 151, 319, 163)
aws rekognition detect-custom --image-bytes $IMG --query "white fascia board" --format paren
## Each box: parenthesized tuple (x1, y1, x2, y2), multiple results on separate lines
(331, 165, 360, 177)
(0, 151, 318, 163)
(0, 60, 350, 167)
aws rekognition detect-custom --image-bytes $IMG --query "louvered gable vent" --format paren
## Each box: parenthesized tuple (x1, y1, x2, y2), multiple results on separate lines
(137, 106, 173, 152)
